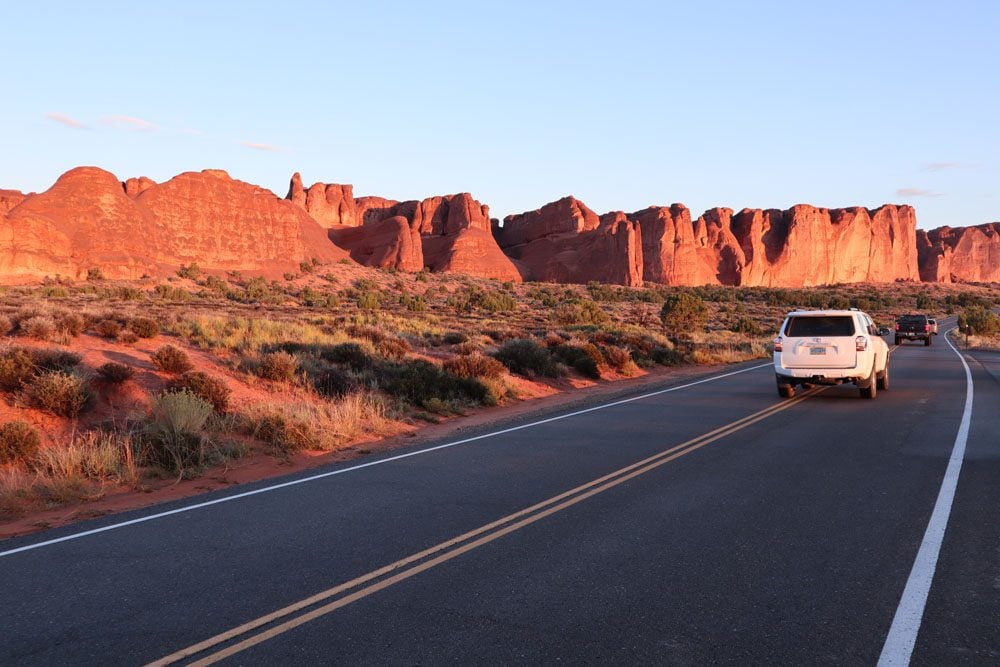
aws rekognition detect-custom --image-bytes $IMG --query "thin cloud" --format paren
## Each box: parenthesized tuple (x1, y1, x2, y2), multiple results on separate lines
(896, 187, 944, 198)
(44, 112, 86, 129)
(102, 115, 158, 131)
(239, 140, 286, 153)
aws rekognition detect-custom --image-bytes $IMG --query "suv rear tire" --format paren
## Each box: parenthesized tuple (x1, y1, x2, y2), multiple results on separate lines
(860, 364, 878, 399)
(876, 361, 889, 391)
(776, 376, 795, 398)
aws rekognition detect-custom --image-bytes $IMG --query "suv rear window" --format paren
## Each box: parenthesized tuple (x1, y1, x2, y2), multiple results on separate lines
(786, 316, 856, 337)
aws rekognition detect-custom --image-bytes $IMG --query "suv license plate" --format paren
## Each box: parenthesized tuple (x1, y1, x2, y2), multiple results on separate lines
(810, 347, 826, 355)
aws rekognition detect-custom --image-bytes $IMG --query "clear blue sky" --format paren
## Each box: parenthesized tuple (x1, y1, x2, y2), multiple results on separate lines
(3, 1, 997, 229)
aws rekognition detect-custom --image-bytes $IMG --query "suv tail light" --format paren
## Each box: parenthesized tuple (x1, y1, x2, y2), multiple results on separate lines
(773, 336, 783, 352)
(856, 336, 868, 351)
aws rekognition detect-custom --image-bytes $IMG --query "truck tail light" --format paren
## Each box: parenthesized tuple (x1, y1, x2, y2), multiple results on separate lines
(924, 324, 930, 332)
(895, 323, 900, 331)
(856, 336, 868, 351)
(773, 336, 783, 352)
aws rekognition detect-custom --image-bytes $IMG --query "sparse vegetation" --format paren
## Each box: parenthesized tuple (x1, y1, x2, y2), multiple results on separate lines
(96, 362, 136, 384)
(0, 421, 42, 464)
(23, 371, 89, 418)
(150, 345, 195, 374)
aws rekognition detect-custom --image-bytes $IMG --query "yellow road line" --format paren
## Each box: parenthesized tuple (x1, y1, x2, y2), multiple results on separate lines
(149, 389, 822, 666)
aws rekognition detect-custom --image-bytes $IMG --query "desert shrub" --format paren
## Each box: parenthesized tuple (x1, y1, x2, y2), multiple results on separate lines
(117, 330, 140, 345)
(0, 421, 42, 464)
(54, 312, 85, 337)
(0, 315, 11, 336)
(732, 316, 762, 336)
(86, 267, 105, 281)
(257, 351, 299, 382)
(21, 316, 56, 341)
(95, 319, 123, 338)
(23, 371, 89, 418)
(378, 359, 489, 406)
(552, 300, 610, 325)
(492, 338, 560, 378)
(443, 331, 469, 345)
(551, 344, 602, 379)
(446, 286, 517, 313)
(454, 341, 481, 356)
(959, 305, 1000, 335)
(400, 294, 427, 311)
(169, 371, 231, 412)
(443, 353, 506, 380)
(660, 294, 708, 337)
(154, 284, 192, 301)
(29, 348, 83, 372)
(150, 345, 194, 374)
(376, 337, 411, 360)
(96, 362, 135, 384)
(356, 291, 383, 310)
(0, 349, 36, 391)
(144, 390, 212, 474)
(323, 342, 375, 370)
(128, 317, 160, 338)
(177, 263, 201, 280)
(314, 367, 359, 398)
(603, 345, 639, 375)
(650, 345, 684, 365)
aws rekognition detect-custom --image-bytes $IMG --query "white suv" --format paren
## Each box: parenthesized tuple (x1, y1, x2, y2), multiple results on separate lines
(773, 309, 890, 399)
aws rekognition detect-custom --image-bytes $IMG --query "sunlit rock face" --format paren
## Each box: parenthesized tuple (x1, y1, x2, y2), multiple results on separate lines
(918, 223, 1000, 283)
(0, 166, 349, 281)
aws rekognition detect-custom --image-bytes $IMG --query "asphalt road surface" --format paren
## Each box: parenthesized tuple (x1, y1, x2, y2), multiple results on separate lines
(2, 318, 998, 665)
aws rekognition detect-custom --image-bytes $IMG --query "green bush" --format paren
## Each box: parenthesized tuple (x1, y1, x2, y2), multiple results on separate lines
(23, 371, 89, 417)
(96, 362, 135, 384)
(150, 345, 194, 374)
(128, 317, 160, 338)
(378, 359, 489, 406)
(660, 294, 708, 337)
(0, 421, 41, 464)
(144, 390, 213, 474)
(322, 342, 375, 371)
(552, 300, 610, 325)
(443, 353, 506, 380)
(169, 371, 231, 412)
(177, 263, 202, 280)
(959, 305, 1000, 336)
(492, 339, 560, 378)
(356, 291, 383, 310)
(551, 344, 602, 379)
(257, 351, 299, 382)
(732, 316, 762, 335)
(313, 367, 358, 398)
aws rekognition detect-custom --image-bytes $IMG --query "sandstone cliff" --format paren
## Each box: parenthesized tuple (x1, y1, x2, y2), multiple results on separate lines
(0, 167, 349, 281)
(917, 223, 1000, 283)
(497, 197, 643, 286)
(288, 174, 521, 281)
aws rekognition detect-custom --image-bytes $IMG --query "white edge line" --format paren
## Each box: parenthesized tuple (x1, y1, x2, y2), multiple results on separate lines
(877, 329, 973, 666)
(0, 362, 773, 558)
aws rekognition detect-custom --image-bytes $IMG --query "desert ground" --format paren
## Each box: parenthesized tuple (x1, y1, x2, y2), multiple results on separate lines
(2, 264, 998, 537)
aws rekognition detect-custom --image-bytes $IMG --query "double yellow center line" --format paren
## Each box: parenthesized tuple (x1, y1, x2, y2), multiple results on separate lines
(149, 388, 822, 666)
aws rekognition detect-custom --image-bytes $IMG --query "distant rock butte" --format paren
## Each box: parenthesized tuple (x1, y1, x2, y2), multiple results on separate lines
(0, 167, 349, 281)
(288, 174, 521, 281)
(498, 197, 921, 287)
(497, 197, 643, 286)
(917, 223, 1000, 283)
(2, 166, 997, 285)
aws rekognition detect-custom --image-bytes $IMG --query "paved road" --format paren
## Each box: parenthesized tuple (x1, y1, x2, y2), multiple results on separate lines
(2, 318, 998, 665)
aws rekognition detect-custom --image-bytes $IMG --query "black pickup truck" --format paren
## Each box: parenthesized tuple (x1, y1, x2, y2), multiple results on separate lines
(895, 313, 932, 346)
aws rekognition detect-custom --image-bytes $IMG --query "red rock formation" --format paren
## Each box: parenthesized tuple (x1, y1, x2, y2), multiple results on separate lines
(0, 166, 349, 281)
(287, 173, 359, 228)
(289, 177, 520, 281)
(497, 198, 642, 286)
(917, 223, 1000, 283)
(123, 177, 155, 198)
(328, 215, 422, 272)
(0, 189, 26, 214)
